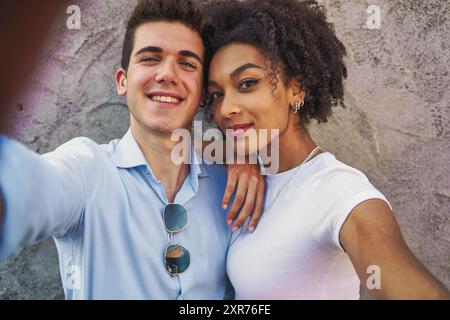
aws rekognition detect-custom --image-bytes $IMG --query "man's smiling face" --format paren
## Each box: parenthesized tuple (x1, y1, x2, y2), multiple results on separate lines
(116, 21, 204, 135)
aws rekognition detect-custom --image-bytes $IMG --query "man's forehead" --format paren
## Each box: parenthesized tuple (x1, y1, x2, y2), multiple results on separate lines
(133, 21, 204, 56)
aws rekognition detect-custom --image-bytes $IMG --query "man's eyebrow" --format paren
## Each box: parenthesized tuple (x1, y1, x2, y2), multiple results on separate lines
(134, 46, 203, 65)
(230, 63, 263, 79)
(179, 50, 203, 65)
(134, 46, 163, 56)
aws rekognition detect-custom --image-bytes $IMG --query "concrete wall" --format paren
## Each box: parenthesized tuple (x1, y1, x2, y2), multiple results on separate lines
(0, 0, 449, 299)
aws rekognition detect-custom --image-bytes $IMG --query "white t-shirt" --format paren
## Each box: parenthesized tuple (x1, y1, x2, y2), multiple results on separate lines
(227, 152, 390, 300)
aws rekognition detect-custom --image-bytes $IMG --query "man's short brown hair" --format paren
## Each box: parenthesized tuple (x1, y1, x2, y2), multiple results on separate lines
(121, 0, 203, 71)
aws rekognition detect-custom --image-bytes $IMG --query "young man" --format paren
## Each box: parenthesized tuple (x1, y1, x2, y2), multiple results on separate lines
(0, 0, 264, 299)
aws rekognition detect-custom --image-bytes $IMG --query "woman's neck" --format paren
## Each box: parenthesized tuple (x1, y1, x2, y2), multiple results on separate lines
(274, 123, 319, 174)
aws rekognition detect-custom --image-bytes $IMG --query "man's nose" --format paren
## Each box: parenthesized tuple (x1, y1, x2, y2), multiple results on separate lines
(155, 58, 180, 85)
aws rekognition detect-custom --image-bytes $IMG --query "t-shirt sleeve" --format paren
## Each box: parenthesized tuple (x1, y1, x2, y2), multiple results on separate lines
(0, 136, 98, 260)
(311, 168, 391, 252)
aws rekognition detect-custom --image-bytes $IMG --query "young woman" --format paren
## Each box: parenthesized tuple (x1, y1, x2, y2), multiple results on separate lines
(202, 0, 450, 299)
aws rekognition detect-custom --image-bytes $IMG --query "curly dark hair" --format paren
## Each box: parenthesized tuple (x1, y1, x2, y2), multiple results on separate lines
(202, 0, 347, 124)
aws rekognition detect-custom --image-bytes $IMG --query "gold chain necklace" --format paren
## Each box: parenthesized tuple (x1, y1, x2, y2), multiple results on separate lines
(261, 146, 323, 215)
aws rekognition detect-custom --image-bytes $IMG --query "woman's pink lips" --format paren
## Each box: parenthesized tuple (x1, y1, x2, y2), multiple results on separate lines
(226, 124, 253, 137)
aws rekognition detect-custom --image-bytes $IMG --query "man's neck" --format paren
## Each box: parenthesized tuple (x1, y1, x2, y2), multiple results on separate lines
(131, 125, 190, 203)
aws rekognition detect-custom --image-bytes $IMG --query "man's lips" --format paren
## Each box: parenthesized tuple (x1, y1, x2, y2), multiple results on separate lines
(146, 91, 184, 105)
(226, 123, 254, 137)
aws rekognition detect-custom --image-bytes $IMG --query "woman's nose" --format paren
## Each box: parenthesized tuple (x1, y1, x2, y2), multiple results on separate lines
(219, 93, 242, 119)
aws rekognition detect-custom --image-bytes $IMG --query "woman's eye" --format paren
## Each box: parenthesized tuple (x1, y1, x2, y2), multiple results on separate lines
(239, 79, 258, 89)
(209, 92, 223, 101)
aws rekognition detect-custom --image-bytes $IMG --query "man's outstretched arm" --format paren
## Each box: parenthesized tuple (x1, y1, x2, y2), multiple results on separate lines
(0, 137, 91, 261)
(0, 0, 70, 259)
(0, 196, 3, 232)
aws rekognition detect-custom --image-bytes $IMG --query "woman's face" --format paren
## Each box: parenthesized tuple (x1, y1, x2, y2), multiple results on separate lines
(207, 43, 300, 155)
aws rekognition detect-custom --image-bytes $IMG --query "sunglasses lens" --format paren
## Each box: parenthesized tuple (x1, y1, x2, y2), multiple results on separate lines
(164, 204, 188, 233)
(163, 204, 189, 275)
(165, 244, 190, 275)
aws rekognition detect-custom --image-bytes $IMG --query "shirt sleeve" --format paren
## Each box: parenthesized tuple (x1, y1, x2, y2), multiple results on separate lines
(0, 136, 97, 260)
(311, 168, 391, 252)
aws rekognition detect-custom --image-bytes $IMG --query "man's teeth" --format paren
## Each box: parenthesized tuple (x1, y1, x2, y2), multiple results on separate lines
(151, 95, 180, 103)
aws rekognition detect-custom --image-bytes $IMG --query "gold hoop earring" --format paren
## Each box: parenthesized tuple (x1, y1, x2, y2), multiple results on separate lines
(292, 100, 304, 114)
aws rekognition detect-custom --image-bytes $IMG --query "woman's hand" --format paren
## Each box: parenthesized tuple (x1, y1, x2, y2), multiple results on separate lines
(223, 163, 265, 233)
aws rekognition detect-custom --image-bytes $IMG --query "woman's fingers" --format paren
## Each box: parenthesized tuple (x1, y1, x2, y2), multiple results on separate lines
(248, 178, 265, 232)
(226, 174, 248, 227)
(231, 176, 258, 231)
(222, 170, 238, 211)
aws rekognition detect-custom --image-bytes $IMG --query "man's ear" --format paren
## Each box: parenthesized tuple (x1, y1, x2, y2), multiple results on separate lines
(115, 68, 127, 96)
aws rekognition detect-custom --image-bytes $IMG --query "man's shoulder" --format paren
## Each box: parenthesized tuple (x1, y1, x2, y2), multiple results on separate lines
(43, 136, 121, 171)
(199, 161, 227, 177)
(54, 136, 120, 156)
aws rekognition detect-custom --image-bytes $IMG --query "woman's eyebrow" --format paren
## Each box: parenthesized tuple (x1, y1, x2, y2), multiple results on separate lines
(230, 63, 263, 79)
(208, 63, 263, 88)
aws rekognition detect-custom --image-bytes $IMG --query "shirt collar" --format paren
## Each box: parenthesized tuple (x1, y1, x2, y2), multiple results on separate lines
(111, 128, 209, 180)
(189, 140, 209, 195)
(110, 129, 148, 169)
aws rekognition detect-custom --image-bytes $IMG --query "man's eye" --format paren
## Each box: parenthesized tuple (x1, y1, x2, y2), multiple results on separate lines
(239, 79, 259, 89)
(140, 57, 160, 63)
(180, 61, 197, 69)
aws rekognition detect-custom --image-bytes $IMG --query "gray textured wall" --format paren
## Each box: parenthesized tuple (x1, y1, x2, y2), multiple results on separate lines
(0, 0, 449, 299)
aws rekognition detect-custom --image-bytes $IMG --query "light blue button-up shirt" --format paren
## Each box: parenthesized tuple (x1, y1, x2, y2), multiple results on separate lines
(0, 129, 232, 299)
